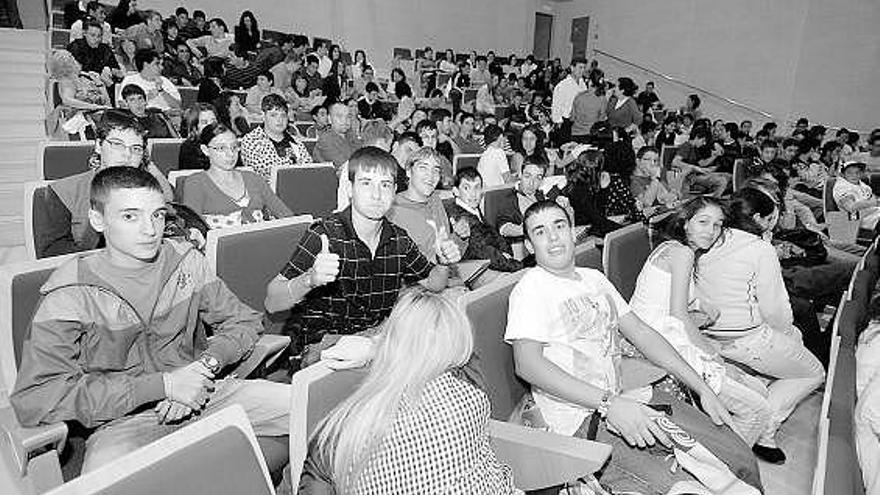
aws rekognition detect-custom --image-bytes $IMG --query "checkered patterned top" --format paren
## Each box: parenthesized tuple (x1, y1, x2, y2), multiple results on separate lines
(355, 370, 515, 494)
(280, 208, 433, 344)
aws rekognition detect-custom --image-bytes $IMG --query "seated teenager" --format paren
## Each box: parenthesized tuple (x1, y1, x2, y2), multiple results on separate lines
(178, 103, 217, 170)
(495, 160, 576, 249)
(630, 197, 772, 446)
(336, 121, 398, 211)
(214, 91, 252, 137)
(264, 147, 455, 365)
(477, 124, 513, 188)
(302, 288, 517, 493)
(240, 94, 313, 182)
(120, 83, 176, 139)
(244, 71, 284, 116)
(119, 49, 182, 113)
(162, 41, 201, 86)
(386, 147, 465, 263)
(446, 167, 523, 272)
(356, 82, 384, 120)
(510, 125, 554, 177)
(37, 110, 173, 258)
(693, 187, 826, 463)
(833, 160, 880, 232)
(506, 200, 762, 494)
(181, 123, 293, 229)
(12, 166, 290, 473)
(672, 126, 729, 198)
(630, 146, 681, 218)
(596, 132, 645, 223)
(313, 102, 360, 173)
(453, 111, 486, 154)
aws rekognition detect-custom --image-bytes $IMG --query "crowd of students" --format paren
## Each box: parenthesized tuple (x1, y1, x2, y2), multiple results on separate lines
(13, 1, 880, 493)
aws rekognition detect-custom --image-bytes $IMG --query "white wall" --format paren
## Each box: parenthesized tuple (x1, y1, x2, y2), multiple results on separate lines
(546, 0, 880, 133)
(141, 0, 543, 74)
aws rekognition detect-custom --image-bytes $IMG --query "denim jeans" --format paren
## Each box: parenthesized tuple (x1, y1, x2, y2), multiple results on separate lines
(82, 378, 290, 472)
(713, 324, 825, 444)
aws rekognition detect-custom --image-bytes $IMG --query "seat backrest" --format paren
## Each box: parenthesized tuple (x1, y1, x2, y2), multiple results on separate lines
(482, 184, 514, 230)
(39, 142, 93, 180)
(289, 363, 368, 486)
(22, 181, 52, 260)
(393, 47, 412, 60)
(824, 342, 864, 495)
(0, 252, 87, 390)
(178, 87, 198, 112)
(461, 271, 527, 421)
(149, 138, 185, 176)
(824, 177, 838, 215)
(273, 164, 337, 217)
(205, 215, 312, 313)
(292, 121, 313, 136)
(602, 223, 651, 301)
(660, 145, 678, 170)
(574, 241, 603, 271)
(46, 405, 274, 495)
(301, 138, 318, 157)
(167, 169, 202, 192)
(732, 158, 748, 191)
(463, 88, 478, 104)
(453, 153, 481, 174)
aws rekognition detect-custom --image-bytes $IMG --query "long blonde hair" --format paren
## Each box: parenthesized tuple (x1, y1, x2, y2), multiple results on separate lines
(312, 287, 474, 493)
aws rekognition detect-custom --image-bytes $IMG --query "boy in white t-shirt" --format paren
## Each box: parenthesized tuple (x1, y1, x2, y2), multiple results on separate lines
(476, 124, 512, 188)
(505, 200, 762, 494)
(833, 160, 880, 231)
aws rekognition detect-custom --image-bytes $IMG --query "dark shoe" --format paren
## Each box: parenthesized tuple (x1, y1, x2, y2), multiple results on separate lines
(753, 444, 786, 464)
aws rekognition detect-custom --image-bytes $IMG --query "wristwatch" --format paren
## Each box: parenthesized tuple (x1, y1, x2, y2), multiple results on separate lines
(597, 390, 614, 419)
(198, 354, 222, 374)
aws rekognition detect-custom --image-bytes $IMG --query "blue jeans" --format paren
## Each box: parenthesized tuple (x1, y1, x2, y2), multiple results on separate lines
(81, 378, 290, 472)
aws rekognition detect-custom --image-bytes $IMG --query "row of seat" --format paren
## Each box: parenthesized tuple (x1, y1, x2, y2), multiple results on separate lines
(1, 208, 654, 492)
(812, 237, 878, 494)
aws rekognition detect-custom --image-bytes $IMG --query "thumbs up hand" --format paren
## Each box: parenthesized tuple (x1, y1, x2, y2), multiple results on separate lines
(428, 219, 462, 265)
(309, 234, 340, 288)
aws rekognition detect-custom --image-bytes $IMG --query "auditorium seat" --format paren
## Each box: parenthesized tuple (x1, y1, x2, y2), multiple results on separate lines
(292, 121, 313, 136)
(732, 158, 748, 191)
(44, 405, 274, 495)
(22, 180, 52, 260)
(205, 215, 312, 340)
(301, 138, 317, 156)
(272, 163, 337, 217)
(38, 141, 93, 180)
(178, 86, 199, 112)
(452, 153, 480, 174)
(482, 183, 514, 230)
(660, 145, 678, 171)
(148, 138, 185, 176)
(289, 359, 612, 491)
(602, 222, 651, 301)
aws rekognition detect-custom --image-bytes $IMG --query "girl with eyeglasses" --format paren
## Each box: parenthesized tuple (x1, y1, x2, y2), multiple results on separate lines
(180, 123, 292, 230)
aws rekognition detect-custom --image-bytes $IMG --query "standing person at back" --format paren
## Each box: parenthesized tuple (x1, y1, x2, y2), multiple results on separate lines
(265, 147, 454, 367)
(550, 57, 587, 145)
(314, 102, 360, 172)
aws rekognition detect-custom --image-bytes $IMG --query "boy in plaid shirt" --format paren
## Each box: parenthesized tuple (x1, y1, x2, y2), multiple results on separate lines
(265, 147, 460, 363)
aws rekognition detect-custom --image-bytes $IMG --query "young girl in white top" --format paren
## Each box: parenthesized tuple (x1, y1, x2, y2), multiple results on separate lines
(693, 187, 825, 464)
(630, 197, 771, 447)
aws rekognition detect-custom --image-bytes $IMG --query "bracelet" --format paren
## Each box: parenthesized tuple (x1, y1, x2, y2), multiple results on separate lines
(597, 390, 614, 418)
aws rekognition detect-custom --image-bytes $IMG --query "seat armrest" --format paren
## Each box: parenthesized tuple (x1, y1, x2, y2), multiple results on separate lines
(231, 334, 291, 378)
(487, 419, 612, 491)
(0, 404, 66, 480)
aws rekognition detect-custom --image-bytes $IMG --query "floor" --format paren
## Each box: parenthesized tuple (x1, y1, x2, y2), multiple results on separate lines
(759, 391, 821, 495)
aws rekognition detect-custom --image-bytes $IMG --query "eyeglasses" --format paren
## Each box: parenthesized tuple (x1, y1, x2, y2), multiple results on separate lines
(209, 143, 240, 154)
(104, 138, 145, 156)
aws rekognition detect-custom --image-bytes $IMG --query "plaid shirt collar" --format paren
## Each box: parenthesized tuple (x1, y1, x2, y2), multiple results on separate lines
(336, 206, 397, 250)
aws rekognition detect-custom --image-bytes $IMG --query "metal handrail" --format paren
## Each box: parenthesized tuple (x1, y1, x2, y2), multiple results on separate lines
(593, 48, 776, 121)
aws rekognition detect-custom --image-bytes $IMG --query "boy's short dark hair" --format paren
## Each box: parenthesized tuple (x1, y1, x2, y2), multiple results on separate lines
(90, 166, 162, 212)
(95, 109, 147, 142)
(639, 120, 657, 135)
(689, 126, 711, 142)
(395, 131, 422, 149)
(724, 122, 739, 138)
(305, 54, 319, 66)
(348, 146, 399, 182)
(121, 83, 146, 100)
(522, 199, 571, 241)
(782, 137, 799, 150)
(310, 104, 326, 117)
(415, 119, 437, 134)
(454, 167, 482, 188)
(193, 10, 205, 20)
(760, 139, 779, 150)
(261, 93, 288, 113)
(365, 82, 379, 93)
(175, 7, 188, 17)
(259, 71, 274, 84)
(134, 48, 160, 71)
(482, 124, 503, 145)
(84, 19, 103, 32)
(570, 57, 587, 66)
